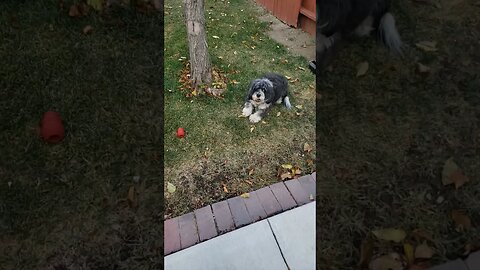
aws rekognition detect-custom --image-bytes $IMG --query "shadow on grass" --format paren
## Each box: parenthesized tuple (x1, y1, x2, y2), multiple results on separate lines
(0, 1, 163, 269)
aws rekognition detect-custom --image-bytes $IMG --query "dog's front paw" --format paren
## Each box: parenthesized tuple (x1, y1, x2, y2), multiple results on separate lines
(242, 106, 253, 117)
(249, 113, 261, 123)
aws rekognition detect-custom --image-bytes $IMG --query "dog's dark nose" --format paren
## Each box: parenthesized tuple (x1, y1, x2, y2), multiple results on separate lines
(256, 93, 261, 97)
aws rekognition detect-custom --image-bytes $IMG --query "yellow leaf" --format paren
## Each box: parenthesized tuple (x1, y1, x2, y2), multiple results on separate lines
(223, 184, 229, 193)
(372, 228, 406, 243)
(276, 112, 281, 117)
(240, 193, 250, 198)
(356, 61, 369, 77)
(295, 105, 303, 109)
(248, 169, 254, 176)
(415, 242, 434, 259)
(87, 0, 103, 11)
(250, 126, 255, 132)
(166, 182, 176, 193)
(404, 243, 415, 265)
(281, 164, 293, 169)
(212, 35, 220, 39)
(415, 41, 437, 52)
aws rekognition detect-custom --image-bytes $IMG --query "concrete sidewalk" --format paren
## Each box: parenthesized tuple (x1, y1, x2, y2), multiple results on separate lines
(165, 202, 316, 270)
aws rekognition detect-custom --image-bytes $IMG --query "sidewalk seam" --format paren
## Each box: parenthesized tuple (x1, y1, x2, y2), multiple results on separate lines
(266, 218, 290, 270)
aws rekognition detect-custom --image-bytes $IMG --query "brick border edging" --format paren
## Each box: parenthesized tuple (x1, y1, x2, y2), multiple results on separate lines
(164, 172, 316, 255)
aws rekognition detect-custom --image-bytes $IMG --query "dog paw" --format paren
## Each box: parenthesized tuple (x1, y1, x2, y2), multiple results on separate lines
(242, 107, 252, 117)
(249, 114, 261, 123)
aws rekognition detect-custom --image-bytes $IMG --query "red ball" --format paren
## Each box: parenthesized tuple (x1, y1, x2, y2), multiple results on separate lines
(40, 111, 65, 143)
(177, 127, 185, 138)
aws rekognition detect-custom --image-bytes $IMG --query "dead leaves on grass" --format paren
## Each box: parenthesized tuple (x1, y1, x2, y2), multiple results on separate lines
(178, 60, 228, 98)
(363, 229, 437, 270)
(278, 164, 302, 180)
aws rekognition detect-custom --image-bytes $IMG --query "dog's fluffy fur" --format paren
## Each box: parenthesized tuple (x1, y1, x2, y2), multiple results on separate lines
(241, 73, 291, 123)
(316, 0, 403, 69)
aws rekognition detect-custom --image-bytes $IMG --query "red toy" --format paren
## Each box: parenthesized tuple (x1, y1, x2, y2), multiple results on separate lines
(40, 111, 65, 143)
(177, 127, 185, 138)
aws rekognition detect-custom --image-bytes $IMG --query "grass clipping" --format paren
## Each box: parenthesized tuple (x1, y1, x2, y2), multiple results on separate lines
(178, 60, 228, 98)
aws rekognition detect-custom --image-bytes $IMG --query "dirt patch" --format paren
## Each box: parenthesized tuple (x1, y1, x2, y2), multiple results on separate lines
(254, 4, 315, 60)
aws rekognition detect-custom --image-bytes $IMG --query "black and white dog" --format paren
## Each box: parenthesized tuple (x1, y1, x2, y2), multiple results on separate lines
(317, 0, 403, 69)
(241, 73, 292, 123)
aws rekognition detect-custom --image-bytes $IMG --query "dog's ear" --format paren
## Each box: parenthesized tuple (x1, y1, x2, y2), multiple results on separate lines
(246, 79, 260, 100)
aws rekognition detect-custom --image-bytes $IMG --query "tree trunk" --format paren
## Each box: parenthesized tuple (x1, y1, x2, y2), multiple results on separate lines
(184, 0, 212, 90)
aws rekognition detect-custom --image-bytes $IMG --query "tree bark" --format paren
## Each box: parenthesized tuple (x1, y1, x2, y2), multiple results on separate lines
(184, 0, 212, 90)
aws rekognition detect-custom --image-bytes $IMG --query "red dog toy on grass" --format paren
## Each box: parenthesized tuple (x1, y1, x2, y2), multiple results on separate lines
(40, 111, 65, 143)
(177, 127, 185, 138)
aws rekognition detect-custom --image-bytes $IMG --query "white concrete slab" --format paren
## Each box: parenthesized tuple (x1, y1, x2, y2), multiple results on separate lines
(164, 219, 288, 270)
(268, 202, 316, 270)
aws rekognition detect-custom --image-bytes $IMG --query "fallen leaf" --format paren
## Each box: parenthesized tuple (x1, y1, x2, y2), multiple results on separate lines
(280, 172, 292, 180)
(212, 35, 220, 39)
(245, 180, 253, 186)
(250, 126, 255, 132)
(166, 182, 176, 193)
(451, 169, 469, 189)
(83, 25, 93, 34)
(281, 164, 293, 169)
(412, 229, 434, 243)
(359, 236, 374, 268)
(68, 4, 80, 17)
(87, 0, 103, 11)
(416, 63, 431, 74)
(298, 66, 306, 71)
(295, 105, 303, 109)
(223, 184, 229, 193)
(248, 169, 254, 176)
(304, 142, 313, 152)
(369, 254, 404, 270)
(415, 242, 434, 259)
(404, 243, 415, 265)
(285, 75, 292, 80)
(415, 41, 437, 52)
(372, 228, 406, 243)
(442, 158, 469, 188)
(442, 158, 459, 185)
(276, 112, 281, 117)
(451, 210, 472, 231)
(292, 168, 302, 175)
(240, 193, 250, 198)
(356, 61, 369, 77)
(127, 186, 136, 207)
(307, 159, 314, 166)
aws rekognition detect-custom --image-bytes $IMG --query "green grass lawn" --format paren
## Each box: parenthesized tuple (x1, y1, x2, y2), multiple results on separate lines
(164, 0, 316, 217)
(0, 1, 162, 269)
(317, 0, 480, 268)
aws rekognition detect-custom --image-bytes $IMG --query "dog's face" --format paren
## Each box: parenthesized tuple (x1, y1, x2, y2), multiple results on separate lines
(248, 79, 273, 104)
